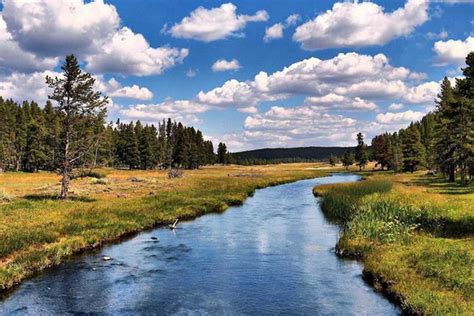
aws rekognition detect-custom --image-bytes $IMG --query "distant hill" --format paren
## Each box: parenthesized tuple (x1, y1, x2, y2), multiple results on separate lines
(232, 146, 353, 164)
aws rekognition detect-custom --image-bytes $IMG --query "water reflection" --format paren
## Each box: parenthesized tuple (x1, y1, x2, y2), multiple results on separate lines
(1, 174, 399, 315)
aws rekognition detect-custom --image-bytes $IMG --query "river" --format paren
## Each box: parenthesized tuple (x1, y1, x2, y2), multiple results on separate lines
(0, 174, 399, 315)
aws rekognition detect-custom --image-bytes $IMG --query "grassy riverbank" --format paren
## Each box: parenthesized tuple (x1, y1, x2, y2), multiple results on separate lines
(314, 172, 473, 314)
(0, 163, 329, 292)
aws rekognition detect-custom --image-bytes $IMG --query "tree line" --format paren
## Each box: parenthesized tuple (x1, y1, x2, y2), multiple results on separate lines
(341, 52, 473, 184)
(0, 100, 231, 172)
(0, 55, 229, 198)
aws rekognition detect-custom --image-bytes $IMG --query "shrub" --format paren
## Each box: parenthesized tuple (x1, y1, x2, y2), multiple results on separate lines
(0, 189, 12, 202)
(90, 178, 108, 185)
(70, 169, 107, 179)
(168, 168, 184, 179)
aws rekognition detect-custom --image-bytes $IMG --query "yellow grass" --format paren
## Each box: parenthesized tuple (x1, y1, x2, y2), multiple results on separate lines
(0, 163, 329, 291)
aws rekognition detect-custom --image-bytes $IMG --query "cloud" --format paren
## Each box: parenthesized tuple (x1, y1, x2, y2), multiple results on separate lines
(170, 3, 268, 42)
(0, 70, 60, 104)
(107, 80, 154, 100)
(85, 27, 188, 76)
(0, 14, 58, 73)
(1, 0, 119, 57)
(186, 69, 197, 78)
(433, 36, 474, 66)
(206, 133, 248, 152)
(197, 52, 428, 112)
(240, 105, 361, 148)
(293, 0, 428, 50)
(432, 0, 474, 3)
(263, 14, 300, 42)
(119, 99, 209, 125)
(285, 14, 300, 26)
(426, 30, 448, 40)
(211, 59, 242, 72)
(0, 0, 188, 77)
(264, 23, 284, 42)
(305, 94, 377, 111)
(404, 81, 439, 104)
(388, 103, 404, 110)
(196, 79, 262, 112)
(376, 110, 425, 124)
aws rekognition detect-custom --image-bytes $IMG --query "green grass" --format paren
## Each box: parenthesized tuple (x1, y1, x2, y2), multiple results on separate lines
(0, 163, 329, 292)
(314, 173, 474, 314)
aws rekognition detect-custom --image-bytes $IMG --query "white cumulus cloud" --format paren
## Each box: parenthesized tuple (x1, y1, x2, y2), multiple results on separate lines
(388, 103, 404, 110)
(433, 36, 474, 66)
(264, 23, 284, 42)
(86, 27, 188, 76)
(108, 82, 154, 101)
(0, 14, 58, 73)
(293, 0, 428, 50)
(197, 52, 428, 112)
(119, 99, 209, 125)
(305, 94, 377, 111)
(263, 14, 300, 42)
(1, 0, 119, 57)
(376, 110, 425, 124)
(0, 70, 60, 104)
(0, 0, 188, 77)
(170, 3, 268, 42)
(211, 59, 242, 72)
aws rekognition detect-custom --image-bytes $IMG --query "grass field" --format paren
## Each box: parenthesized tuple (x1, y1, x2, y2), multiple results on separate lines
(0, 163, 330, 292)
(314, 172, 474, 314)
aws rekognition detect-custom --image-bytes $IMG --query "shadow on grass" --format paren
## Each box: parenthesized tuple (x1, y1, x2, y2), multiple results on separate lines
(24, 194, 96, 202)
(411, 175, 474, 195)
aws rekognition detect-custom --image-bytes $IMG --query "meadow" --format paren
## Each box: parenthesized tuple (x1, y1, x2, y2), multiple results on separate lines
(0, 163, 329, 292)
(314, 172, 474, 314)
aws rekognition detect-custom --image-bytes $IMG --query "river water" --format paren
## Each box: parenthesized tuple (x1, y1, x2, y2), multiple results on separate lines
(0, 174, 399, 315)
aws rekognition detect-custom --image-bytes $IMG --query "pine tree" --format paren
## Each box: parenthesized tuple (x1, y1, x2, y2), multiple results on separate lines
(372, 134, 389, 170)
(328, 154, 338, 166)
(23, 121, 47, 172)
(387, 132, 403, 172)
(435, 77, 457, 181)
(355, 132, 368, 171)
(42, 101, 61, 171)
(419, 113, 436, 171)
(341, 150, 355, 170)
(204, 140, 215, 165)
(401, 124, 426, 173)
(46, 55, 108, 198)
(451, 52, 474, 184)
(123, 122, 140, 169)
(217, 142, 227, 164)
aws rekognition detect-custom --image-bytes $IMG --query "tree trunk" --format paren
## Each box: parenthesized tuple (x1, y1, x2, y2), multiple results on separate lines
(60, 129, 70, 199)
(460, 162, 466, 186)
(448, 165, 455, 182)
(15, 157, 20, 171)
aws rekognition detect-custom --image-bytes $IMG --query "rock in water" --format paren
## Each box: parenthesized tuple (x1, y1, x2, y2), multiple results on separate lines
(102, 256, 111, 261)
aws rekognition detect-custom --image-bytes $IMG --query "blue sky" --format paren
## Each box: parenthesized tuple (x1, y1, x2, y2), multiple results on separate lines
(0, 0, 473, 151)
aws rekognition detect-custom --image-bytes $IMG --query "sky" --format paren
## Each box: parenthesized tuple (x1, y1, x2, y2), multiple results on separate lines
(0, 0, 473, 151)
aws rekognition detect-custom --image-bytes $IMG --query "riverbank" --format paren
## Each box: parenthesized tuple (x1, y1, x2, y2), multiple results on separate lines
(0, 163, 329, 292)
(314, 172, 473, 314)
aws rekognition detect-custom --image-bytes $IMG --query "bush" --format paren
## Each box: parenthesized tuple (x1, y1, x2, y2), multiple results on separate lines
(90, 178, 108, 185)
(168, 168, 184, 179)
(70, 169, 107, 179)
(0, 189, 12, 202)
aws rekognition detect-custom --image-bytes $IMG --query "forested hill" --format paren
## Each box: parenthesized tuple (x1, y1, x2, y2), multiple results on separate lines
(232, 146, 352, 164)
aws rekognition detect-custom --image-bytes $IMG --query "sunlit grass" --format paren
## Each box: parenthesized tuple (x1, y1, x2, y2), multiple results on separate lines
(314, 172, 474, 314)
(0, 163, 329, 291)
